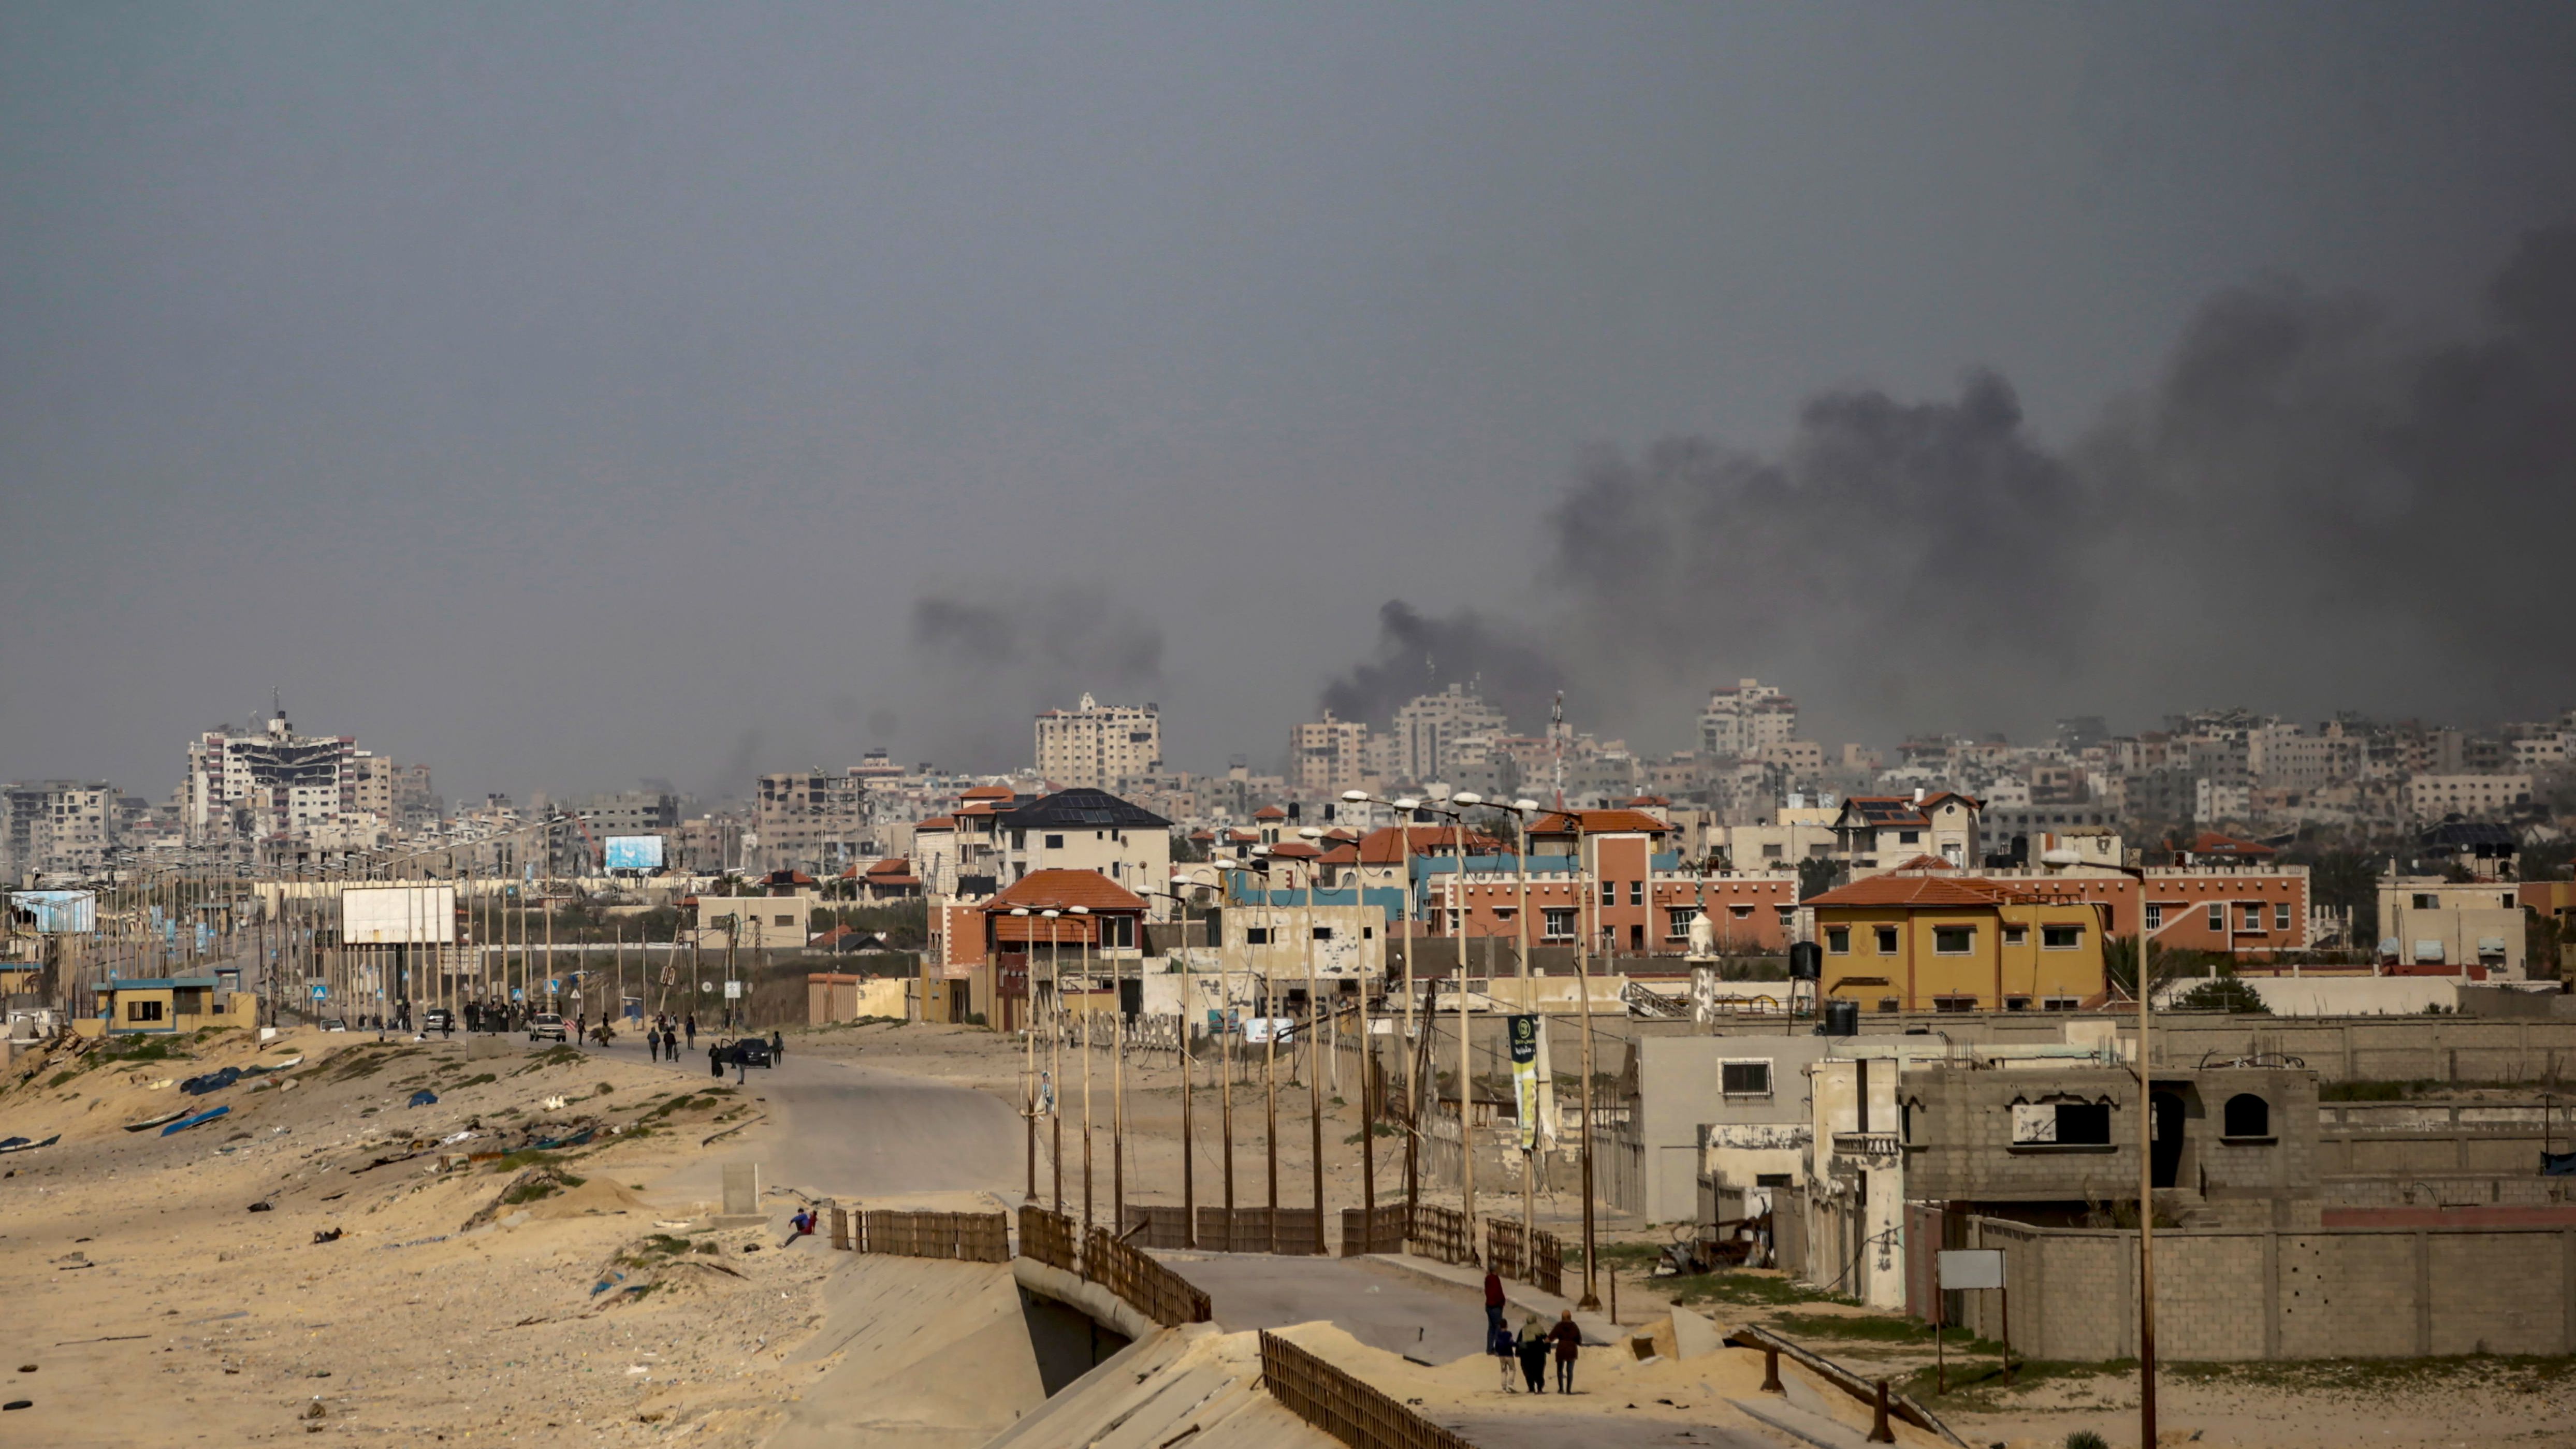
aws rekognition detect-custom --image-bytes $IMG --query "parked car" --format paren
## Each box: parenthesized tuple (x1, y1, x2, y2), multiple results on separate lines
(528, 1012, 569, 1044)
(318, 1018, 349, 1033)
(422, 1008, 456, 1033)
(731, 1037, 773, 1068)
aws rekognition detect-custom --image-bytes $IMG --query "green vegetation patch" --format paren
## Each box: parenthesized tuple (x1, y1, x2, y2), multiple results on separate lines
(512, 1045, 587, 1074)
(1666, 1271, 1851, 1309)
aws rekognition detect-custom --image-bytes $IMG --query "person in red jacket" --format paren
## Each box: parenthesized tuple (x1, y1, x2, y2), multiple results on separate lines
(1548, 1310, 1582, 1394)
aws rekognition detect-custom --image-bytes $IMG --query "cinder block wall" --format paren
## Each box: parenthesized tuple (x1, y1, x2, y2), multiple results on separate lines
(1959, 1218, 2576, 1361)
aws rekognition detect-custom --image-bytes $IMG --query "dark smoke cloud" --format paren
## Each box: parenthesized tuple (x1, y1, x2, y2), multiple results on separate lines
(1320, 226, 2576, 748)
(907, 582, 1166, 768)
(1317, 600, 1563, 734)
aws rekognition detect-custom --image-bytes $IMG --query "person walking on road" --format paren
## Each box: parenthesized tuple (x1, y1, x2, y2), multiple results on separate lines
(733, 1040, 749, 1084)
(685, 1015, 697, 1051)
(1482, 1267, 1506, 1343)
(1549, 1310, 1581, 1394)
(708, 1039, 725, 1080)
(770, 1030, 784, 1063)
(1489, 1316, 1517, 1391)
(1515, 1315, 1549, 1395)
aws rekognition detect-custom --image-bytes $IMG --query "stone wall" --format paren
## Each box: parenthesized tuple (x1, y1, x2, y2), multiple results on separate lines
(1954, 1216, 2576, 1361)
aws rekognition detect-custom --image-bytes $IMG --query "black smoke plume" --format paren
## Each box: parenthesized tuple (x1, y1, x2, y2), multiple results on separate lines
(1322, 225, 2576, 747)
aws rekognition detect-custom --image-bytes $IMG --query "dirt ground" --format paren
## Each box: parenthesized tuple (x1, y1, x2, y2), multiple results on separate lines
(0, 1024, 835, 1446)
(12, 1017, 2574, 1449)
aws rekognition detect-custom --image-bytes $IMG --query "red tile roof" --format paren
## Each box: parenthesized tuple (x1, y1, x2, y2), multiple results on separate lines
(864, 857, 914, 877)
(1354, 825, 1510, 864)
(1253, 805, 1288, 820)
(1318, 844, 1358, 865)
(1265, 841, 1322, 860)
(1533, 809, 1671, 835)
(2189, 832, 2276, 859)
(916, 816, 956, 831)
(984, 868, 1148, 914)
(1806, 875, 2020, 909)
(961, 785, 1015, 801)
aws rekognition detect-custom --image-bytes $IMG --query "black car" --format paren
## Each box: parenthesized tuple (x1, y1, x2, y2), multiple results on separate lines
(730, 1037, 773, 1068)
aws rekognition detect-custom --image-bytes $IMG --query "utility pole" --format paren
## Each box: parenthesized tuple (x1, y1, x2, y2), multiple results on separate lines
(2138, 926, 2159, 1449)
(1576, 860, 1601, 1310)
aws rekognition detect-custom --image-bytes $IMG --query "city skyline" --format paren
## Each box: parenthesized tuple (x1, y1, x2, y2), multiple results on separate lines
(5, 7, 2574, 798)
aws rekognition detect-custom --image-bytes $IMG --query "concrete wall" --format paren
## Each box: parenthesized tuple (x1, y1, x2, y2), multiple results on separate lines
(1956, 1216, 2576, 1361)
(2317, 1100, 2568, 1176)
(1703, 1013, 2576, 1084)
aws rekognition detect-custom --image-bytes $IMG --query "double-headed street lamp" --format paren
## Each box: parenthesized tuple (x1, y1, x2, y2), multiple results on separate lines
(1152, 858, 1235, 1251)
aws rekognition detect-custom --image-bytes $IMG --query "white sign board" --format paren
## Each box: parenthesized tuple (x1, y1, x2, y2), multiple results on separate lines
(1938, 1249, 2004, 1291)
(342, 886, 457, 945)
(723, 980, 743, 999)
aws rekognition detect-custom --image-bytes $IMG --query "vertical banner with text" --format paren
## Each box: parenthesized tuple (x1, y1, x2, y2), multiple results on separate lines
(1507, 1014, 1540, 1153)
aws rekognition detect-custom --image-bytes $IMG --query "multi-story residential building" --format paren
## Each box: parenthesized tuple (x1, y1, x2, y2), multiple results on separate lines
(2378, 876, 2527, 977)
(1034, 694, 1162, 790)
(2248, 723, 2363, 792)
(1289, 712, 1370, 796)
(2403, 774, 2534, 823)
(2511, 733, 2570, 771)
(1, 780, 118, 877)
(754, 770, 892, 873)
(1698, 679, 1797, 760)
(184, 709, 359, 844)
(1389, 683, 1509, 786)
(1830, 792, 1983, 871)
(989, 789, 1174, 902)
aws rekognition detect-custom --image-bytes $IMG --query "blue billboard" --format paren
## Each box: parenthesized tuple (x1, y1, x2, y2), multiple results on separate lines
(603, 835, 665, 871)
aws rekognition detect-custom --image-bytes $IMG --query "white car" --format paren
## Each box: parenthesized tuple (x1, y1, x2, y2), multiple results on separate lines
(528, 1013, 569, 1044)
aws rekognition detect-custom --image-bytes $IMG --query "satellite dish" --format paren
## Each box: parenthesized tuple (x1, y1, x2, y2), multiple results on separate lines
(2040, 849, 2082, 867)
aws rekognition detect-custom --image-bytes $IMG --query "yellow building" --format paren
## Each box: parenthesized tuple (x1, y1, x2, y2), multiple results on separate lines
(78, 976, 260, 1037)
(1808, 874, 2111, 1013)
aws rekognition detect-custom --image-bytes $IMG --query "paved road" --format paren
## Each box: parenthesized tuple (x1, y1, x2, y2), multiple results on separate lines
(1170, 1253, 1495, 1361)
(625, 1040, 1024, 1205)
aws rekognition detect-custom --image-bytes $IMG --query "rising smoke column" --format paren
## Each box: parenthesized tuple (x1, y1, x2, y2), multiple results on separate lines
(1318, 226, 2576, 748)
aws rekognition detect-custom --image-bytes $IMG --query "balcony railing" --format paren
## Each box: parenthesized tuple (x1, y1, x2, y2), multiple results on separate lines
(1832, 1131, 1901, 1157)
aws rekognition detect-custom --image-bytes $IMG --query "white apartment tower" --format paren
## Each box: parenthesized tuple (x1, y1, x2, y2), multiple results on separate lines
(185, 708, 359, 844)
(1390, 683, 1509, 785)
(1034, 694, 1163, 791)
(1698, 679, 1798, 760)
(1289, 711, 1370, 795)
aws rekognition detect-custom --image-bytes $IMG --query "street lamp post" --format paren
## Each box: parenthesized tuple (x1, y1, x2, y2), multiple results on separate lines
(1463, 794, 1547, 1272)
(1043, 908, 1065, 1213)
(1011, 906, 1037, 1202)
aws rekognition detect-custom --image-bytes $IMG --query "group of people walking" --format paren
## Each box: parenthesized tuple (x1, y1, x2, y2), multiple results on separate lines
(638, 1014, 698, 1062)
(1485, 1269, 1580, 1394)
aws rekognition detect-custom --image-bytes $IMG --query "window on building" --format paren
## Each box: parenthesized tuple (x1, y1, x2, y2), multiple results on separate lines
(1762, 843, 1783, 860)
(1755, 1172, 1793, 1187)
(2145, 903, 2165, 931)
(1933, 925, 1974, 954)
(2223, 1093, 2272, 1140)
(2003, 925, 2028, 946)
(1876, 997, 1901, 1013)
(2242, 904, 2264, 931)
(1720, 1061, 1772, 1097)
(2012, 1100, 2111, 1145)
(1898, 830, 1920, 845)
(2042, 996, 2079, 1010)
(1826, 926, 1851, 954)
(2206, 903, 2225, 931)
(1311, 926, 1333, 941)
(2268, 902, 2290, 932)
(1246, 928, 1271, 946)
(1629, 880, 1645, 906)
(1667, 908, 1695, 940)
(1874, 925, 1899, 953)
(2412, 893, 2437, 910)
(775, 914, 794, 928)
(125, 998, 164, 1022)
(1542, 908, 1575, 941)
(2042, 924, 2082, 950)
(2004, 995, 2031, 1011)
(1600, 881, 1615, 907)
(1932, 995, 1978, 1012)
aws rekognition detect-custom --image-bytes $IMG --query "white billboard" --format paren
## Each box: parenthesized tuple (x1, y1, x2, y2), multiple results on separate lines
(8, 890, 95, 934)
(342, 885, 457, 945)
(603, 835, 665, 871)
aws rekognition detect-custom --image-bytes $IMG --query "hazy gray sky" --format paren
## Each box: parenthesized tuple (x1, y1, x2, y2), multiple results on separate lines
(5, 4, 2572, 803)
